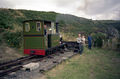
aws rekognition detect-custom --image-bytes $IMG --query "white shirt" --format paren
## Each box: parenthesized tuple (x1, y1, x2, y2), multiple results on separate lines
(82, 37, 86, 45)
(77, 37, 82, 43)
(82, 37, 85, 42)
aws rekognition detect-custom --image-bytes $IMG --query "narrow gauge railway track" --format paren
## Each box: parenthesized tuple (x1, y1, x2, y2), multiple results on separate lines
(0, 65, 22, 77)
(0, 55, 36, 77)
(0, 42, 78, 77)
(0, 55, 36, 70)
(63, 41, 79, 50)
(0, 49, 65, 77)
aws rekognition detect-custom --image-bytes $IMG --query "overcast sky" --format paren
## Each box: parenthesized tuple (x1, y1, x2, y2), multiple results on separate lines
(0, 0, 120, 20)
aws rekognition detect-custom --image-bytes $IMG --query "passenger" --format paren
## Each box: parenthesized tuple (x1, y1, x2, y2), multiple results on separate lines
(44, 25, 47, 35)
(76, 33, 83, 55)
(88, 34, 92, 49)
(44, 25, 47, 47)
(37, 27, 40, 31)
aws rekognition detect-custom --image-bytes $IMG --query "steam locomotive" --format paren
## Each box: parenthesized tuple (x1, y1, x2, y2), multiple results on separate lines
(23, 20, 65, 56)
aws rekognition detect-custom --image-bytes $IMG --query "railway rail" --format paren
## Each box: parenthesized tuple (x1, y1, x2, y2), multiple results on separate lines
(0, 41, 79, 77)
(0, 55, 36, 77)
(0, 50, 65, 77)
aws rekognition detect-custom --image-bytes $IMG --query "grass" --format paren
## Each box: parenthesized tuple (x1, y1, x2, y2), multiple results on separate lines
(43, 47, 120, 79)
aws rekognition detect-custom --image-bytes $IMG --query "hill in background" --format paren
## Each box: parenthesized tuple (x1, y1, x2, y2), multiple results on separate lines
(0, 8, 120, 48)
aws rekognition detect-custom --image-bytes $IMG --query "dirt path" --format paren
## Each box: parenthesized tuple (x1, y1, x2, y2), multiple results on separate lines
(0, 45, 23, 63)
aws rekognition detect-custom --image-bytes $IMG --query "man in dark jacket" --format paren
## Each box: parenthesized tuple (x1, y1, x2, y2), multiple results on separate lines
(88, 34, 92, 49)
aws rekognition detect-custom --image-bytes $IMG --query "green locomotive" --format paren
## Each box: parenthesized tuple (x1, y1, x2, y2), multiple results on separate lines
(23, 20, 64, 55)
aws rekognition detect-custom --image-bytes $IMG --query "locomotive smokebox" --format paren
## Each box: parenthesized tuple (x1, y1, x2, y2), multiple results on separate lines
(56, 22, 59, 33)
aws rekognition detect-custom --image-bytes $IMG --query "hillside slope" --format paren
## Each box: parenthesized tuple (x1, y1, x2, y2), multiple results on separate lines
(0, 8, 120, 48)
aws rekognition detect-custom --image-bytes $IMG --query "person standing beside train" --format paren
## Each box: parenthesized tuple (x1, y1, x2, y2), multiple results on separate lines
(76, 33, 83, 55)
(82, 35, 86, 46)
(88, 34, 92, 49)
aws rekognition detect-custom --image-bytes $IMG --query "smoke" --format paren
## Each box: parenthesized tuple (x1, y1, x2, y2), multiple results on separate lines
(0, 0, 14, 8)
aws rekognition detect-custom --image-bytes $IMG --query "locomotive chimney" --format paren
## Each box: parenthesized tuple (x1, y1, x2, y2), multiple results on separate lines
(56, 22, 59, 33)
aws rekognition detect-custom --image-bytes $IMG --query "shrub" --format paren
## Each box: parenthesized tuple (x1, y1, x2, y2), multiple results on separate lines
(91, 32, 107, 47)
(4, 32, 22, 48)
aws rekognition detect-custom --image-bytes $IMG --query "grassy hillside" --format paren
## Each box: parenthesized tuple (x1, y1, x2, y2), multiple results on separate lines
(0, 8, 120, 48)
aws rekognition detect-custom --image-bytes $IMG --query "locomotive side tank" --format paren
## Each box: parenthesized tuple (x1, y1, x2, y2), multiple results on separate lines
(23, 20, 61, 55)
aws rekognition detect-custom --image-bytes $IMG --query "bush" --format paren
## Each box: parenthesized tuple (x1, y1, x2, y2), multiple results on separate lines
(91, 32, 107, 47)
(4, 32, 22, 48)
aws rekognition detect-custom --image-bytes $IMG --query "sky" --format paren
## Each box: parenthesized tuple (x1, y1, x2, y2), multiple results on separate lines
(0, 0, 120, 20)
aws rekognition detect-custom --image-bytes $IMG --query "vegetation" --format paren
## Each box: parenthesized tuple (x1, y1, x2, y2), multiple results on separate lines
(3, 32, 22, 48)
(46, 47, 120, 79)
(91, 32, 107, 47)
(0, 8, 119, 78)
(0, 8, 120, 49)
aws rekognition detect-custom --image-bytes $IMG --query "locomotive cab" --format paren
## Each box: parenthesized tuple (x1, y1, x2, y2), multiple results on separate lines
(23, 20, 60, 55)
